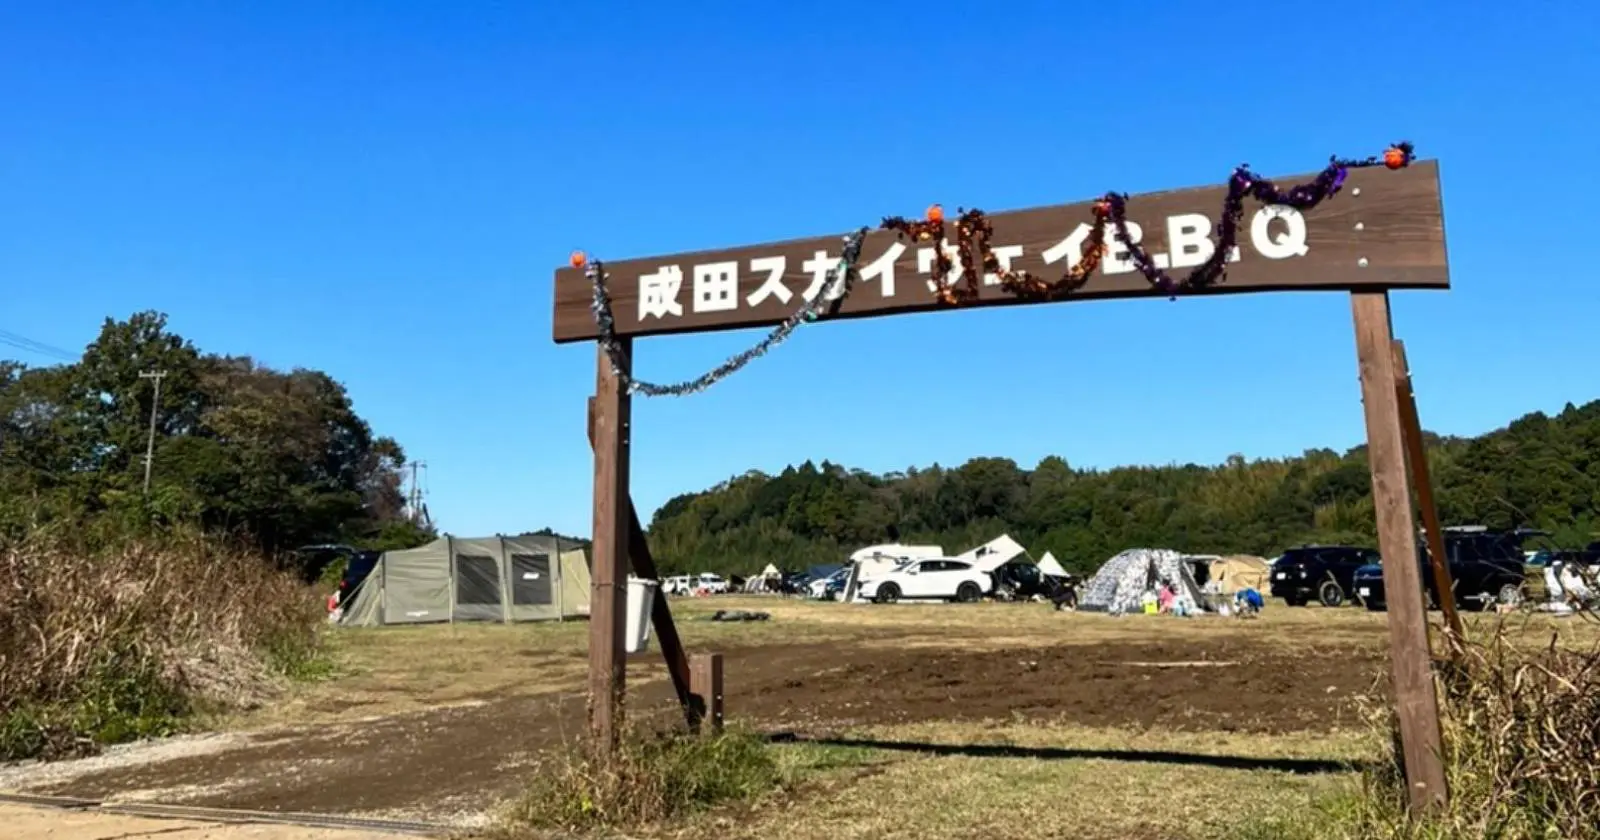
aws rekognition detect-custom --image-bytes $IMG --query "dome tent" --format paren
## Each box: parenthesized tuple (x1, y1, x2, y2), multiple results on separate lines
(1078, 548, 1206, 615)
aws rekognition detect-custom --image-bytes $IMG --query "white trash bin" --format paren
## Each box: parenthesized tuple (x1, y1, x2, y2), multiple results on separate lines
(625, 577, 660, 653)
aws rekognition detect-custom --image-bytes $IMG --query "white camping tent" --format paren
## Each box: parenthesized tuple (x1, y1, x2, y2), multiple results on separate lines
(1078, 548, 1205, 615)
(849, 543, 944, 565)
(1038, 551, 1069, 578)
(958, 534, 1028, 573)
(743, 563, 783, 592)
(841, 543, 944, 602)
(338, 535, 590, 626)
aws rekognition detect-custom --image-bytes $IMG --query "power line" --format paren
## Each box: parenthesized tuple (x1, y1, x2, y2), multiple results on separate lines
(0, 328, 78, 362)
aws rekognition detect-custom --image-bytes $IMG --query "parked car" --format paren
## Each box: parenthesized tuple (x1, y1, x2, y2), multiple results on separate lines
(690, 573, 729, 594)
(1268, 545, 1380, 607)
(990, 561, 1062, 601)
(808, 568, 849, 600)
(856, 558, 992, 604)
(779, 570, 813, 595)
(339, 550, 381, 607)
(295, 544, 381, 608)
(1353, 526, 1532, 612)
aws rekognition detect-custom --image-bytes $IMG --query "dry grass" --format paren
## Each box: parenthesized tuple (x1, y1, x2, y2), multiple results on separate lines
(251, 595, 1600, 732)
(651, 722, 1371, 840)
(0, 532, 326, 759)
(494, 726, 786, 835)
(671, 595, 1600, 651)
(1243, 626, 1600, 840)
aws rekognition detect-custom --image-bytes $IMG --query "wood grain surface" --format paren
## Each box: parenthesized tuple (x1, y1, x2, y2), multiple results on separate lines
(553, 160, 1448, 343)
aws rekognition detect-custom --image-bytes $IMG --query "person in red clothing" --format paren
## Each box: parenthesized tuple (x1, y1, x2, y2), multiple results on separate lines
(1156, 582, 1177, 613)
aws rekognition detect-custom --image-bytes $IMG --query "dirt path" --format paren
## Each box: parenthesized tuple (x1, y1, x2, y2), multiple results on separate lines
(0, 802, 415, 839)
(1, 638, 1383, 826)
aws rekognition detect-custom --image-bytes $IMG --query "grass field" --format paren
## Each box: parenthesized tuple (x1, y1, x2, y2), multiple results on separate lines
(10, 596, 1599, 839)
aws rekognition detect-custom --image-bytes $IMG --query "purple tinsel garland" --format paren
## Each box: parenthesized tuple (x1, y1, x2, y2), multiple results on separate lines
(577, 143, 1417, 396)
(1107, 142, 1414, 297)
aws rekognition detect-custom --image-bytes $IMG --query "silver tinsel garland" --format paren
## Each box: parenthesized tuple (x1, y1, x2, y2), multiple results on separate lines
(585, 227, 869, 397)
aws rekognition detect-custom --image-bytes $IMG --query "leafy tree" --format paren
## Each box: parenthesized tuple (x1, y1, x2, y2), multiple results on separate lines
(0, 312, 432, 553)
(643, 401, 1600, 577)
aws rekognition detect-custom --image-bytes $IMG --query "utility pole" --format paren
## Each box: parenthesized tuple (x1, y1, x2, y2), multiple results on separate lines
(406, 460, 427, 524)
(139, 370, 167, 495)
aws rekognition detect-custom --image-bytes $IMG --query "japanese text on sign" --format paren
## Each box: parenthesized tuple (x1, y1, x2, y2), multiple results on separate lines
(633, 206, 1311, 321)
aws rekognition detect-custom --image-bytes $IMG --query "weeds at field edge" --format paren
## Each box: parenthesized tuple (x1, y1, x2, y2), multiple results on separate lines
(492, 726, 887, 836)
(1232, 620, 1600, 840)
(0, 533, 328, 760)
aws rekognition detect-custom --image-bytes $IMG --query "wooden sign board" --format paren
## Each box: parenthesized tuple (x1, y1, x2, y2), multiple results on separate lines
(552, 160, 1447, 343)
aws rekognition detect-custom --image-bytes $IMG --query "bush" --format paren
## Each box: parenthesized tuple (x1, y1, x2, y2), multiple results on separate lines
(1239, 627, 1600, 840)
(498, 727, 783, 833)
(0, 532, 327, 759)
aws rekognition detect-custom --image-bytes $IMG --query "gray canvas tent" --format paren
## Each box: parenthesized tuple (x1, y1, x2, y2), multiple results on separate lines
(338, 535, 590, 626)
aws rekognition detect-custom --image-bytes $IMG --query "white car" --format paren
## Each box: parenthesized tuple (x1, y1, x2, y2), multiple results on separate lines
(856, 558, 992, 604)
(694, 573, 730, 594)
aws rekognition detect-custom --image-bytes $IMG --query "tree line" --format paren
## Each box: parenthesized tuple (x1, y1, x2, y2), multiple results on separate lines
(11, 314, 1594, 580)
(643, 400, 1600, 577)
(0, 312, 433, 557)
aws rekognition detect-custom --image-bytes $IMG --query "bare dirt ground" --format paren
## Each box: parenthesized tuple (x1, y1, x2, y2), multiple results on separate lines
(2, 598, 1582, 838)
(3, 608, 1384, 825)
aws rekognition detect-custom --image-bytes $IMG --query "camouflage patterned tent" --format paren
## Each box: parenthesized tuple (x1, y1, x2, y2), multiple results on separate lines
(1078, 548, 1205, 615)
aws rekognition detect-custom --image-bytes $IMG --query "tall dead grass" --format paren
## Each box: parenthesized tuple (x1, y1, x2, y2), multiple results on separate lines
(0, 533, 325, 759)
(1241, 623, 1600, 840)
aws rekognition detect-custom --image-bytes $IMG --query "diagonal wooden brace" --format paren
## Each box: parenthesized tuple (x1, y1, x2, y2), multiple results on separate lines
(588, 397, 700, 730)
(1392, 340, 1465, 657)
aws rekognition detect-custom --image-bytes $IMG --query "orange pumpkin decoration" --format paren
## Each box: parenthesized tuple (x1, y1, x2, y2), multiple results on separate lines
(1383, 147, 1407, 170)
(925, 204, 944, 223)
(570, 250, 587, 269)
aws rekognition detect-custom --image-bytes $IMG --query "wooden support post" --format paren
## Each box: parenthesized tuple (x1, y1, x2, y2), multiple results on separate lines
(1351, 291, 1448, 812)
(1392, 339, 1464, 653)
(587, 399, 700, 732)
(588, 339, 632, 754)
(689, 653, 725, 735)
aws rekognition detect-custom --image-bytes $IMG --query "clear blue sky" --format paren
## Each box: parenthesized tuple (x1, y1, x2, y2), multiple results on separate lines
(3, 2, 1596, 539)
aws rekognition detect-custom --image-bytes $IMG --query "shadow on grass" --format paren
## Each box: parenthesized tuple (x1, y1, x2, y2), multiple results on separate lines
(769, 733, 1358, 776)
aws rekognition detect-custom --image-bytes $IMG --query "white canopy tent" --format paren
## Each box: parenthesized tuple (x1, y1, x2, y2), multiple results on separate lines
(743, 563, 784, 593)
(958, 534, 1029, 573)
(1038, 551, 1069, 578)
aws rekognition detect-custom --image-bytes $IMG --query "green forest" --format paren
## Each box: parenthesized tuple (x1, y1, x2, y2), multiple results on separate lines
(645, 400, 1600, 577)
(0, 312, 433, 556)
(8, 314, 1597, 581)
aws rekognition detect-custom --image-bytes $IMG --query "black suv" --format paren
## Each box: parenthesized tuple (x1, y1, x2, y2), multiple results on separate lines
(1353, 526, 1532, 612)
(295, 544, 381, 608)
(1269, 545, 1380, 607)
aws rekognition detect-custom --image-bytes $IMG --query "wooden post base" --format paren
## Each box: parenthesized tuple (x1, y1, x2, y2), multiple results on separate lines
(690, 653, 725, 735)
